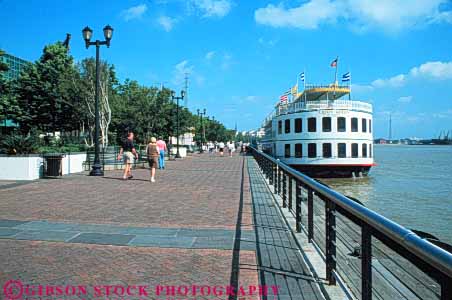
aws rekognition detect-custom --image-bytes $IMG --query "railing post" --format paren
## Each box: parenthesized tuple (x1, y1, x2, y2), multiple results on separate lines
(277, 166, 281, 195)
(282, 172, 287, 208)
(295, 180, 302, 232)
(308, 188, 314, 242)
(288, 175, 293, 210)
(441, 276, 452, 300)
(325, 199, 337, 285)
(273, 163, 277, 194)
(269, 160, 274, 186)
(362, 224, 372, 300)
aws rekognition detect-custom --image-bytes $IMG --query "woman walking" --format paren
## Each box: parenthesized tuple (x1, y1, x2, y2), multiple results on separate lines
(117, 132, 139, 180)
(156, 137, 167, 169)
(147, 137, 160, 182)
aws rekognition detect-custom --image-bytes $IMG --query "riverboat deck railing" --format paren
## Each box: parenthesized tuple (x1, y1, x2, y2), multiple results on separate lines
(261, 100, 373, 126)
(250, 147, 452, 300)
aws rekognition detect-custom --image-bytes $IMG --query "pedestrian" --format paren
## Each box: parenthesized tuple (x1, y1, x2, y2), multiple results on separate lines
(228, 141, 235, 157)
(146, 137, 160, 183)
(218, 141, 225, 156)
(117, 132, 139, 180)
(208, 141, 215, 154)
(156, 137, 167, 169)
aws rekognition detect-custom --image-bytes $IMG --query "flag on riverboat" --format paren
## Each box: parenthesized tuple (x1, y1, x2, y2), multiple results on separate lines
(300, 72, 305, 81)
(330, 57, 338, 67)
(280, 94, 288, 102)
(342, 72, 351, 82)
(291, 84, 298, 95)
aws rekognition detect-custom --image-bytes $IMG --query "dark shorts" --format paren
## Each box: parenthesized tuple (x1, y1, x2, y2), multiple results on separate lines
(219, 148, 224, 152)
(148, 157, 159, 168)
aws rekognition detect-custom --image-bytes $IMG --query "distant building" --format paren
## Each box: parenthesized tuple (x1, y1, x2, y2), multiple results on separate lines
(0, 52, 30, 80)
(374, 138, 387, 144)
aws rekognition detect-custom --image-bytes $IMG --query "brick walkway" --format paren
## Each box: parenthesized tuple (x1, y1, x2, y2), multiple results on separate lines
(0, 153, 324, 300)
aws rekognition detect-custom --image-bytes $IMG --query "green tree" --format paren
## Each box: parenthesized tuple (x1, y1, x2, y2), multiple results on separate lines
(14, 42, 82, 135)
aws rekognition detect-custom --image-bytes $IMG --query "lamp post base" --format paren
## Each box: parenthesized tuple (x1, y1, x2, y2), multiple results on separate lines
(89, 164, 104, 176)
(175, 152, 182, 159)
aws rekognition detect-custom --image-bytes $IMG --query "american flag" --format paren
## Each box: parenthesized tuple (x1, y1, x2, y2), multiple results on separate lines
(331, 57, 338, 67)
(280, 94, 288, 102)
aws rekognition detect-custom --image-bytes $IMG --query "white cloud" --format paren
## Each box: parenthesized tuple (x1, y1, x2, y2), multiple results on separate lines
(255, 0, 340, 30)
(121, 4, 148, 21)
(205, 51, 216, 60)
(254, 0, 451, 33)
(172, 60, 194, 86)
(372, 74, 407, 88)
(190, 0, 232, 18)
(158, 16, 177, 32)
(398, 96, 413, 103)
(429, 11, 452, 24)
(409, 61, 452, 80)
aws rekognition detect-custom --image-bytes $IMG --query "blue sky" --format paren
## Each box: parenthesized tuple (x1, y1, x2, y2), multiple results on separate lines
(1, 0, 452, 138)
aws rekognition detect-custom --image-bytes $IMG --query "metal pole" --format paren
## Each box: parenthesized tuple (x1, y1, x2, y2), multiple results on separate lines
(325, 200, 337, 285)
(176, 96, 181, 158)
(362, 224, 372, 300)
(296, 181, 302, 232)
(90, 41, 103, 176)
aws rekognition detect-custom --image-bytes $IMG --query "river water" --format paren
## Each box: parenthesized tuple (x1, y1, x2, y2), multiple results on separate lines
(322, 144, 452, 244)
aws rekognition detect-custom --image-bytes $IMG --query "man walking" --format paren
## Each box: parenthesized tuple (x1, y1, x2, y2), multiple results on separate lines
(117, 132, 139, 180)
(156, 137, 167, 169)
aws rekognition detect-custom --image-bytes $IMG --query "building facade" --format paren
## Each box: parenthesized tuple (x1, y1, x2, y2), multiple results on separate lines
(0, 52, 30, 80)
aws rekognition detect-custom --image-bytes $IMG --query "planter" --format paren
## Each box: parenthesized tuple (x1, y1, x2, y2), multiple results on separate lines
(0, 155, 43, 180)
(0, 153, 88, 180)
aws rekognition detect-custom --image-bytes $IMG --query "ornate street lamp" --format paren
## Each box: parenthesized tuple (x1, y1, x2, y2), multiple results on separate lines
(82, 25, 114, 176)
(171, 90, 185, 158)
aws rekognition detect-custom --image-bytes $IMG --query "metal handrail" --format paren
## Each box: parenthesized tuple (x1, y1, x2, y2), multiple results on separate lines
(250, 146, 452, 300)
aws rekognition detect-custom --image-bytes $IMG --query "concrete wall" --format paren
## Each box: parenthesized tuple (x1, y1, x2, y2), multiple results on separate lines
(61, 153, 86, 175)
(0, 156, 43, 180)
(0, 153, 87, 180)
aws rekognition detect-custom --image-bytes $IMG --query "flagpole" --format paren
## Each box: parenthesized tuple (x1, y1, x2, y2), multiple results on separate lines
(349, 69, 352, 100)
(334, 56, 338, 100)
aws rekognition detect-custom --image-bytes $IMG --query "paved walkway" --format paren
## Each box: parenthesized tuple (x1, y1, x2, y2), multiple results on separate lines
(0, 154, 324, 300)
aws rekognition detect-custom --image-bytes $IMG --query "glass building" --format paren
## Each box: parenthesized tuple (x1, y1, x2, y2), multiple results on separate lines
(0, 52, 30, 80)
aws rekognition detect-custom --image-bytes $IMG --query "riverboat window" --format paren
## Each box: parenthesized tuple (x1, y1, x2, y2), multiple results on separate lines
(278, 120, 282, 134)
(338, 143, 346, 158)
(285, 144, 291, 158)
(369, 144, 372, 158)
(308, 117, 316, 132)
(308, 143, 317, 158)
(295, 143, 302, 158)
(285, 119, 291, 134)
(351, 118, 358, 132)
(322, 117, 332, 132)
(337, 117, 346, 132)
(295, 118, 302, 133)
(369, 120, 372, 133)
(362, 143, 368, 157)
(351, 143, 358, 158)
(323, 143, 332, 158)
(362, 118, 367, 132)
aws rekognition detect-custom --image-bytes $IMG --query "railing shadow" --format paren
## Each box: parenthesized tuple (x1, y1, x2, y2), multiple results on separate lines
(246, 158, 324, 300)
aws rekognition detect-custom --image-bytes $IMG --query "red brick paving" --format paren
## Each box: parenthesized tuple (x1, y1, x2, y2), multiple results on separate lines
(0, 154, 260, 299)
(0, 240, 259, 300)
(0, 154, 252, 230)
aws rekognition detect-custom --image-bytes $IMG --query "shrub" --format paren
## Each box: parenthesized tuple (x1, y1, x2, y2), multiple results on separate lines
(0, 133, 40, 154)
